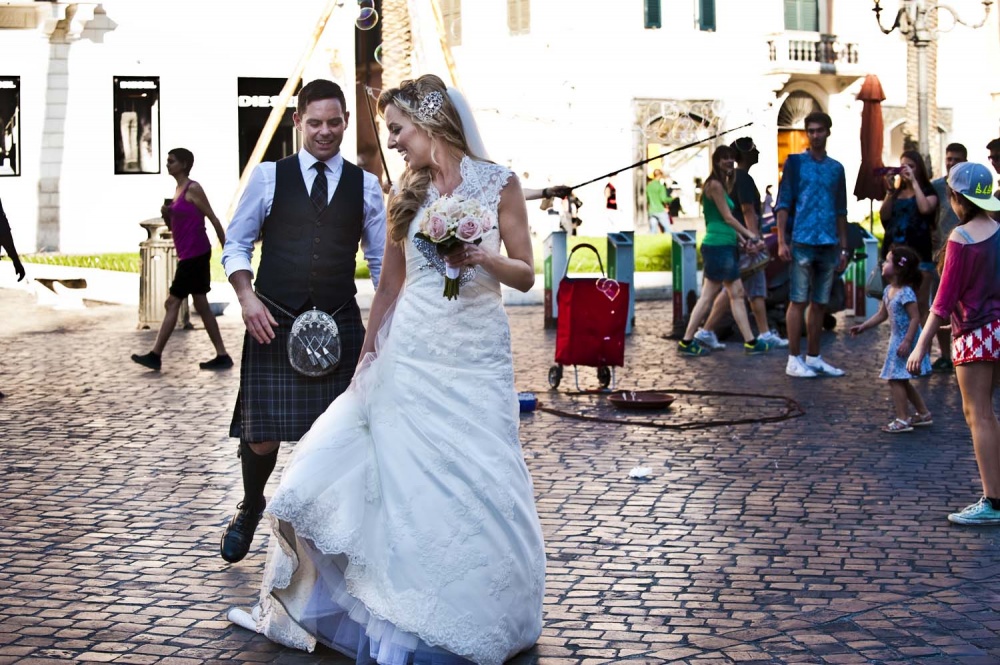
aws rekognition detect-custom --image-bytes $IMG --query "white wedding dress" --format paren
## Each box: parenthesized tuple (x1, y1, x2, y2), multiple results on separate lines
(247, 156, 546, 665)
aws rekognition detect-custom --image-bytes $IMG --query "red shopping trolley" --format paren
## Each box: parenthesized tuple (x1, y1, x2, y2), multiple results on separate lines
(548, 243, 630, 391)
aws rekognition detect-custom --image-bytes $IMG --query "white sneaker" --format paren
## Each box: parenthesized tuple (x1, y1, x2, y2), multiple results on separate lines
(760, 330, 789, 348)
(786, 355, 818, 378)
(805, 355, 845, 377)
(694, 328, 726, 350)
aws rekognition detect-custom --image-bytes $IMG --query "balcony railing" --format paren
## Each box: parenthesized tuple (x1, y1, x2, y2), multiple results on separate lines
(768, 32, 860, 74)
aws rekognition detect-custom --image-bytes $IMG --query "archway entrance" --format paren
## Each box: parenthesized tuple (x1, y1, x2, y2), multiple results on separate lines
(776, 91, 822, 172)
(634, 99, 722, 230)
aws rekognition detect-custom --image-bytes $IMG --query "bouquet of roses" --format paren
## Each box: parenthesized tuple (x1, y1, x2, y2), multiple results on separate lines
(415, 195, 496, 299)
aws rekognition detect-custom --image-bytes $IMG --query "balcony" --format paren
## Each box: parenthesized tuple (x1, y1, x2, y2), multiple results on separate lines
(767, 31, 864, 79)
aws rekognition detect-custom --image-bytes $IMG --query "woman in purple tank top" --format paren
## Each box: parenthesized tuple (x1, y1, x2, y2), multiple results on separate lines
(131, 148, 233, 372)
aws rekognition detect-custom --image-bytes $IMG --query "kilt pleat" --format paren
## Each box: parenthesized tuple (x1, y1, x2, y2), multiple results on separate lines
(229, 298, 365, 443)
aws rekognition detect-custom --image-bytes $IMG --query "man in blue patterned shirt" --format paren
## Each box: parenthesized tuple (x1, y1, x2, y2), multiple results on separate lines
(776, 112, 849, 378)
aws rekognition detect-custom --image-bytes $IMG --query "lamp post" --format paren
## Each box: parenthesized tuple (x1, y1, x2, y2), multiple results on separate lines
(872, 0, 993, 168)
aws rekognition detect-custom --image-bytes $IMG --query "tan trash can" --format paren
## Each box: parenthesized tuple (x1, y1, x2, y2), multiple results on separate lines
(138, 218, 191, 330)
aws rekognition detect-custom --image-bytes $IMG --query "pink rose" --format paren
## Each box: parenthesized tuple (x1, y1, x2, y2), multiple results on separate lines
(455, 216, 484, 242)
(426, 213, 449, 242)
(479, 213, 496, 234)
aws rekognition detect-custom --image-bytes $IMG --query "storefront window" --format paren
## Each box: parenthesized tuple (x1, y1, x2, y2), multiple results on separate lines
(237, 77, 300, 176)
(0, 76, 20, 177)
(113, 76, 160, 174)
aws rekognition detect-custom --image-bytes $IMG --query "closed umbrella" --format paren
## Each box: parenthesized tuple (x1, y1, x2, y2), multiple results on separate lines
(854, 74, 887, 230)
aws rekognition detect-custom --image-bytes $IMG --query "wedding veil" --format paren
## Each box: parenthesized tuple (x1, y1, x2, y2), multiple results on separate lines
(446, 87, 489, 161)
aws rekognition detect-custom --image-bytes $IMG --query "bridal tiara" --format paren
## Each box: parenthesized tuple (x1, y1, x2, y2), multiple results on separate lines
(415, 91, 444, 121)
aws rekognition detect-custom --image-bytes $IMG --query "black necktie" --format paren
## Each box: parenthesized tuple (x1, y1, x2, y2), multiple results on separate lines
(311, 162, 328, 212)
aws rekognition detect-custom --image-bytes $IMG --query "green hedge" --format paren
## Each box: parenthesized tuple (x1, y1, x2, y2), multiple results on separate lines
(19, 235, 675, 280)
(19, 252, 141, 273)
(19, 223, 886, 281)
(534, 234, 672, 274)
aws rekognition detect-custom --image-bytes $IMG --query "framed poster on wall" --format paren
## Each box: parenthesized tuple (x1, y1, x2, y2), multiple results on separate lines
(0, 76, 20, 177)
(113, 76, 160, 174)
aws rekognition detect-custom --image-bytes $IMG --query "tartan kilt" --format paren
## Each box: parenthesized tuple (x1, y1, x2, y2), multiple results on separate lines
(229, 298, 365, 443)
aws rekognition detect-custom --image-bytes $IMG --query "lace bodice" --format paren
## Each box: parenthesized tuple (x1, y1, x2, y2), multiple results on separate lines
(404, 157, 513, 299)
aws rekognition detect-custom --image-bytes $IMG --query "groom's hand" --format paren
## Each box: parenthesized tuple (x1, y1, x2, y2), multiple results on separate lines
(241, 294, 278, 344)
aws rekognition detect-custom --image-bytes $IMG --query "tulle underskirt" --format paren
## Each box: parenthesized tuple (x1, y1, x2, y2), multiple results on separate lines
(292, 536, 477, 665)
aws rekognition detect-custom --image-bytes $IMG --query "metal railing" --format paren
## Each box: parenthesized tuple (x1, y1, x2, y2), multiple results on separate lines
(768, 32, 859, 69)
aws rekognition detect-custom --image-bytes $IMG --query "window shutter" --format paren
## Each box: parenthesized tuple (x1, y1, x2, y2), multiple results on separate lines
(644, 0, 661, 29)
(507, 0, 530, 35)
(699, 0, 716, 32)
(784, 0, 819, 31)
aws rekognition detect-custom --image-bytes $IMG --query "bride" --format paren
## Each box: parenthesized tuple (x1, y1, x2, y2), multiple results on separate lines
(230, 74, 546, 665)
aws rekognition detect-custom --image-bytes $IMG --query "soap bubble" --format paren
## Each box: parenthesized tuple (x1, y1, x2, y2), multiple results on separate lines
(358, 0, 374, 8)
(374, 44, 383, 66)
(356, 7, 379, 30)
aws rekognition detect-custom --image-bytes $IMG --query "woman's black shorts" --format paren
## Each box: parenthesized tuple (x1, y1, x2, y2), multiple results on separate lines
(169, 251, 212, 298)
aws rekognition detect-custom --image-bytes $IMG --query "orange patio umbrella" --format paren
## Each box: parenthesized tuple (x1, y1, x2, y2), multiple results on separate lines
(854, 74, 887, 229)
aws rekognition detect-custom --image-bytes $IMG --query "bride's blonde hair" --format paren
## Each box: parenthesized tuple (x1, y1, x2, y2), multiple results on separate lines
(378, 75, 474, 244)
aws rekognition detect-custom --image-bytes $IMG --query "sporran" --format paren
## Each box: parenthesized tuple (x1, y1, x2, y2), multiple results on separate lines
(257, 292, 342, 377)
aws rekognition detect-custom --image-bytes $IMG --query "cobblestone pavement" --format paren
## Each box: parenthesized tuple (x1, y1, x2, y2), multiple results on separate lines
(2, 287, 1000, 664)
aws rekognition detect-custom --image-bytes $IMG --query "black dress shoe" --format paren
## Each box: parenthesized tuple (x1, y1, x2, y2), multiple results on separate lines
(220, 500, 265, 563)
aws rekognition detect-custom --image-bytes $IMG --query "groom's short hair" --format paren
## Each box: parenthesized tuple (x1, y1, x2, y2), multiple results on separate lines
(297, 79, 347, 115)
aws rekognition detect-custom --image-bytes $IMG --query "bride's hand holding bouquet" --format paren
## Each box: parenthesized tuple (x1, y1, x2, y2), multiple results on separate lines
(416, 195, 496, 299)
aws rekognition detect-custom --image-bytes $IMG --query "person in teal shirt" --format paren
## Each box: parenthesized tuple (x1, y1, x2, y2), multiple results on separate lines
(647, 169, 670, 233)
(678, 146, 771, 356)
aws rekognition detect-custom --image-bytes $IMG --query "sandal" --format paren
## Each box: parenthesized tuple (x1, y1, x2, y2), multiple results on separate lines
(910, 411, 933, 427)
(882, 418, 914, 433)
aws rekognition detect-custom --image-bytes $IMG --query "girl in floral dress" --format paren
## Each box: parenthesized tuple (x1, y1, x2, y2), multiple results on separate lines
(850, 245, 931, 433)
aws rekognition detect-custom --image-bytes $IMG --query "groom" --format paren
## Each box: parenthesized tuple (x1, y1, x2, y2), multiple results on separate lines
(220, 79, 386, 563)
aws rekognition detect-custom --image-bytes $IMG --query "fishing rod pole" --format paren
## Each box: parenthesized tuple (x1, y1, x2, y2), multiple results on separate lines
(568, 121, 754, 191)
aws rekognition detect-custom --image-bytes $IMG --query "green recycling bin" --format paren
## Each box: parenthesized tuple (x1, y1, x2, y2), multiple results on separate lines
(543, 230, 568, 329)
(670, 230, 699, 339)
(607, 231, 634, 334)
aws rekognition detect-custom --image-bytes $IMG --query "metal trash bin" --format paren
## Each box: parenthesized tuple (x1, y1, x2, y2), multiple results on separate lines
(670, 230, 700, 339)
(138, 218, 190, 330)
(845, 225, 881, 318)
(607, 231, 634, 334)
(543, 230, 568, 329)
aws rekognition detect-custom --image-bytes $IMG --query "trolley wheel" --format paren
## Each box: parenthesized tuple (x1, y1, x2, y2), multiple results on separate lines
(548, 365, 563, 389)
(597, 366, 612, 389)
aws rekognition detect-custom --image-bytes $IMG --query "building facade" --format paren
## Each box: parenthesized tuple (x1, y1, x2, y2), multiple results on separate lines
(1, 0, 998, 252)
(437, 0, 1000, 233)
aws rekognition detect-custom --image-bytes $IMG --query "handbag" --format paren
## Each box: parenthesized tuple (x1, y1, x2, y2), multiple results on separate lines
(257, 292, 342, 377)
(738, 245, 770, 278)
(865, 263, 885, 299)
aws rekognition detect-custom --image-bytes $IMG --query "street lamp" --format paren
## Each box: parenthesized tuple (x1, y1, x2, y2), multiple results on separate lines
(872, 0, 993, 168)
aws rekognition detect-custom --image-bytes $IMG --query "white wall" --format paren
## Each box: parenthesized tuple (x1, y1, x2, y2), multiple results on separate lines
(0, 0, 358, 254)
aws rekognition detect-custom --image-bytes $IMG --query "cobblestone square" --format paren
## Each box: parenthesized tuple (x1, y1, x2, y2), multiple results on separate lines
(2, 289, 999, 664)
